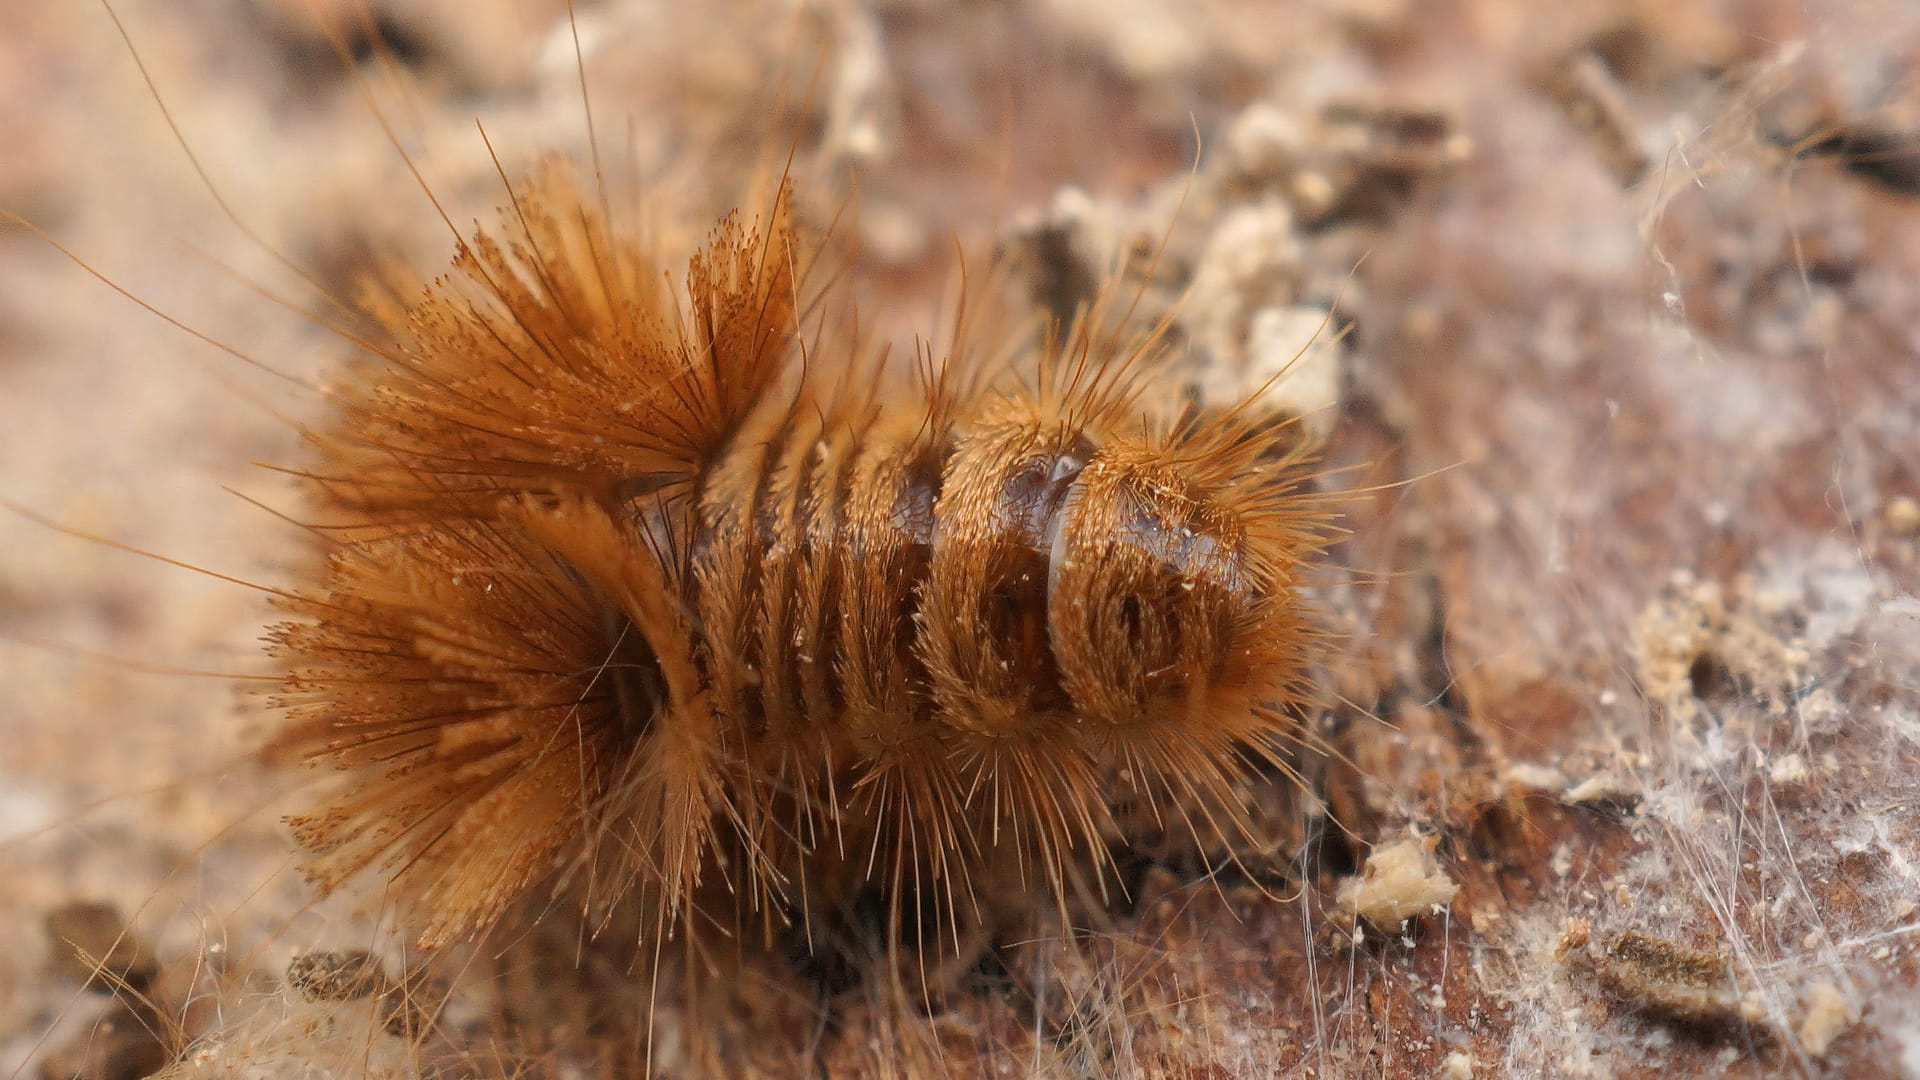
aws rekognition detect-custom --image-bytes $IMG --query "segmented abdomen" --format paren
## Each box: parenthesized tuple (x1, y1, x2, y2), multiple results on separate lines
(668, 384, 1319, 934)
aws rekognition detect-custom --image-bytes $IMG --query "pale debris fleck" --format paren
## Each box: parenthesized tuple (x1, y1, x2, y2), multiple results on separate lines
(1336, 833, 1460, 930)
(1885, 493, 1920, 536)
(1797, 981, 1857, 1057)
(1550, 843, 1574, 878)
(1502, 761, 1568, 793)
(1767, 752, 1809, 786)
(1563, 772, 1638, 804)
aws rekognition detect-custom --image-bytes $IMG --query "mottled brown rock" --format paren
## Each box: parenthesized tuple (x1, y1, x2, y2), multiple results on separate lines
(43, 902, 155, 996)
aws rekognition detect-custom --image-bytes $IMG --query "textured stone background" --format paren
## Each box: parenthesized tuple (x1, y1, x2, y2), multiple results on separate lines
(3, 1, 1918, 1076)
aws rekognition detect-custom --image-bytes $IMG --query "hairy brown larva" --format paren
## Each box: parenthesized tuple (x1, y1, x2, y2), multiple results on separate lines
(1, 5, 1363, 1074)
(265, 157, 1338, 963)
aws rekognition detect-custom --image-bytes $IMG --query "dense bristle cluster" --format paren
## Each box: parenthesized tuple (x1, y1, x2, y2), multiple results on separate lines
(266, 159, 1336, 959)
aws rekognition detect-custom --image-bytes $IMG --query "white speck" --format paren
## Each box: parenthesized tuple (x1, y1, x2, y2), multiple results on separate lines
(0, 781, 57, 837)
(1550, 843, 1574, 878)
(1768, 753, 1809, 786)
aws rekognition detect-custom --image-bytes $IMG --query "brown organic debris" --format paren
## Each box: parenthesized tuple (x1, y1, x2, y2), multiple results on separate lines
(1560, 921, 1768, 1034)
(43, 901, 157, 996)
(285, 949, 389, 1003)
